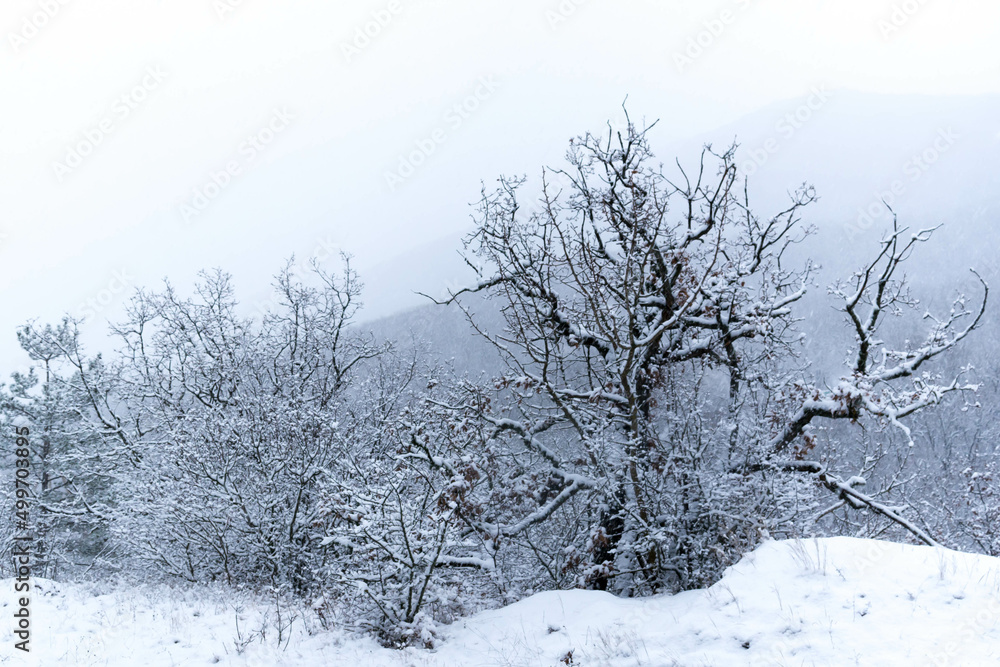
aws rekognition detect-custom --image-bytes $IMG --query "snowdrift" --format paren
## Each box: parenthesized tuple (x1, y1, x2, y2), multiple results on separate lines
(4, 537, 1000, 665)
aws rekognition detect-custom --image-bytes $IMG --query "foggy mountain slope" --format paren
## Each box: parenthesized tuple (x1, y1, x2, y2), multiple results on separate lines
(353, 92, 999, 389)
(361, 291, 508, 380)
(354, 229, 471, 324)
(350, 91, 1000, 392)
(691, 91, 1000, 382)
(680, 90, 1000, 289)
(667, 90, 1000, 224)
(359, 91, 1000, 327)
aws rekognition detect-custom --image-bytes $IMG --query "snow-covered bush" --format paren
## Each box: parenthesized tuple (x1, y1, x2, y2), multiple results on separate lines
(958, 460, 1000, 556)
(102, 260, 389, 592)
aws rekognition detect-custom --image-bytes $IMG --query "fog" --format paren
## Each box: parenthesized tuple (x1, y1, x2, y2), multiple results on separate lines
(2, 0, 999, 375)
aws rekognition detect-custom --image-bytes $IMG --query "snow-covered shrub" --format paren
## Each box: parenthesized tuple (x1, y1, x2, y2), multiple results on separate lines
(7, 259, 392, 595)
(315, 376, 511, 643)
(104, 260, 390, 593)
(959, 460, 1000, 556)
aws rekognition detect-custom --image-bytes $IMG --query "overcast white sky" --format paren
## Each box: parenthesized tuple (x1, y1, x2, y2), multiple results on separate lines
(1, 0, 999, 372)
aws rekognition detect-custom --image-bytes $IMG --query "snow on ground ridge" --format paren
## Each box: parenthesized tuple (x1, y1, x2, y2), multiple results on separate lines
(4, 537, 1000, 666)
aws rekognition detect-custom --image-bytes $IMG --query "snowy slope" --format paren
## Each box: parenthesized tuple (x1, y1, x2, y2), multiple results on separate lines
(4, 537, 1000, 666)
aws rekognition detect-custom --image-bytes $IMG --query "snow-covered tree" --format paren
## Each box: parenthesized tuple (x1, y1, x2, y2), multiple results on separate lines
(0, 321, 112, 577)
(430, 116, 987, 594)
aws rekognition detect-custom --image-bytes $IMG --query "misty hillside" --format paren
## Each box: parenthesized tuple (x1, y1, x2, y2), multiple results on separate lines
(356, 92, 999, 392)
(359, 92, 1000, 324)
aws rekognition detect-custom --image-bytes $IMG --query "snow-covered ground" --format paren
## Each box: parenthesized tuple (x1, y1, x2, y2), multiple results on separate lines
(4, 537, 1000, 666)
